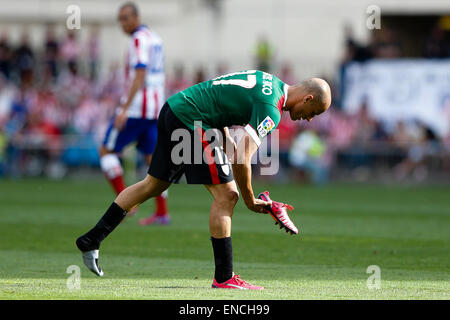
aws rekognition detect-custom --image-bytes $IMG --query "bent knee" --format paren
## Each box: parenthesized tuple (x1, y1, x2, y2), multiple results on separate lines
(214, 188, 240, 207)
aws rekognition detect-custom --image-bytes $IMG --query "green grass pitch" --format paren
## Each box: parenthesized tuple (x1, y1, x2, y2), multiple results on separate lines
(0, 178, 449, 299)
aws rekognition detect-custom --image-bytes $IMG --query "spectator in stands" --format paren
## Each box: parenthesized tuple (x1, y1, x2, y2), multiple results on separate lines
(193, 66, 207, 84)
(24, 108, 62, 153)
(0, 74, 15, 125)
(57, 60, 89, 112)
(35, 87, 68, 131)
(279, 62, 297, 85)
(394, 121, 440, 181)
(13, 32, 35, 83)
(43, 25, 60, 80)
(338, 103, 380, 173)
(391, 120, 415, 151)
(87, 25, 100, 80)
(0, 31, 12, 80)
(326, 109, 356, 150)
(60, 30, 80, 65)
(166, 64, 191, 97)
(352, 103, 378, 147)
(254, 35, 274, 72)
(3, 80, 34, 176)
(423, 23, 449, 58)
(101, 61, 124, 103)
(372, 28, 402, 58)
(289, 130, 329, 185)
(215, 62, 229, 77)
(342, 24, 374, 63)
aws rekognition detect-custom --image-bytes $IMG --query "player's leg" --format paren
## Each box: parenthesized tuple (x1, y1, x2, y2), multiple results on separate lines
(139, 152, 170, 224)
(206, 181, 238, 238)
(99, 146, 126, 195)
(76, 102, 176, 276)
(205, 181, 239, 283)
(115, 174, 170, 211)
(145, 155, 169, 218)
(146, 154, 169, 221)
(135, 119, 170, 225)
(100, 118, 141, 195)
(76, 174, 170, 276)
(205, 181, 263, 290)
(77, 174, 170, 250)
(186, 127, 262, 289)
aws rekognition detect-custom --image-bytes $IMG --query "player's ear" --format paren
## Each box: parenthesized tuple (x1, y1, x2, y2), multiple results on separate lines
(303, 94, 313, 104)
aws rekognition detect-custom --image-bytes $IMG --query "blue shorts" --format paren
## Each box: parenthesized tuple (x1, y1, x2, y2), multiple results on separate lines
(103, 117, 158, 155)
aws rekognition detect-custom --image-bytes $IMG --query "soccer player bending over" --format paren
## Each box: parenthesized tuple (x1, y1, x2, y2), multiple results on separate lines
(76, 70, 331, 289)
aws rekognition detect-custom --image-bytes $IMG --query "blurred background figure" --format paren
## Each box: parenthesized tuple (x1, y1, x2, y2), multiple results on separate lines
(0, 31, 13, 80)
(192, 66, 207, 84)
(86, 25, 100, 81)
(14, 32, 35, 77)
(97, 2, 169, 225)
(166, 63, 191, 97)
(60, 30, 80, 66)
(371, 27, 403, 59)
(254, 34, 274, 73)
(43, 25, 59, 81)
(289, 130, 329, 185)
(393, 122, 441, 181)
(279, 62, 297, 85)
(423, 22, 449, 58)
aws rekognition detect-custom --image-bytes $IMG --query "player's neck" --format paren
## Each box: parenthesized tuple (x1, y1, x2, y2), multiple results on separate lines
(129, 22, 142, 35)
(281, 86, 298, 111)
(283, 85, 302, 111)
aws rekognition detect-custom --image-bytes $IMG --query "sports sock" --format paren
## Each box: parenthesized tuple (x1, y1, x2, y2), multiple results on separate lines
(155, 190, 168, 216)
(76, 202, 126, 251)
(108, 176, 127, 195)
(100, 154, 126, 194)
(211, 236, 233, 283)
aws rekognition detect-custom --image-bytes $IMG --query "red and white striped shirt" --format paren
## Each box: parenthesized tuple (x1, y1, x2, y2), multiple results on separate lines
(124, 25, 165, 120)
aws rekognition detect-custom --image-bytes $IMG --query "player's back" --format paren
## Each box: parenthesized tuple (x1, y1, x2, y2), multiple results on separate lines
(168, 70, 286, 132)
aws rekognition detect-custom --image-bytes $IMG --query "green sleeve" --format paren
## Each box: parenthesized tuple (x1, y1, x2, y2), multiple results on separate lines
(244, 103, 281, 146)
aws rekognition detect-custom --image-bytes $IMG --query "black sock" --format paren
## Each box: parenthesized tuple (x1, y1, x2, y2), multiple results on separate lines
(76, 202, 126, 251)
(211, 236, 233, 283)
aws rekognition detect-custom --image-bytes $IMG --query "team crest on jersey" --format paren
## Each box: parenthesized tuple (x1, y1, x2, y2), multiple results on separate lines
(257, 116, 275, 137)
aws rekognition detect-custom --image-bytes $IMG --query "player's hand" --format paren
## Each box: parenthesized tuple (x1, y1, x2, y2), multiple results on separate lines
(246, 198, 272, 214)
(114, 110, 128, 130)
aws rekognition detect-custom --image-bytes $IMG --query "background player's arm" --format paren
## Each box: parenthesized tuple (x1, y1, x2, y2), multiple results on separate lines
(232, 132, 271, 213)
(122, 67, 146, 111)
(115, 68, 146, 129)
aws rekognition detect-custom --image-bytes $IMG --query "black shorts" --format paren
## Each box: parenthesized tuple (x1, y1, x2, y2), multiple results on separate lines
(148, 102, 234, 184)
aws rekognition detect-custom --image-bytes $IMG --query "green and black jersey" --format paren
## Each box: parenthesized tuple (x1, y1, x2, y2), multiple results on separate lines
(167, 70, 288, 146)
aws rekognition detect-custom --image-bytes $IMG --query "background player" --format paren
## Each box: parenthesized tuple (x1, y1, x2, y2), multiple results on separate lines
(77, 70, 331, 289)
(99, 2, 169, 225)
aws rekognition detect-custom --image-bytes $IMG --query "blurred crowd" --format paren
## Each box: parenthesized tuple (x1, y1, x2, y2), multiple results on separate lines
(0, 24, 449, 183)
(274, 101, 449, 184)
(342, 23, 450, 62)
(0, 27, 119, 177)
